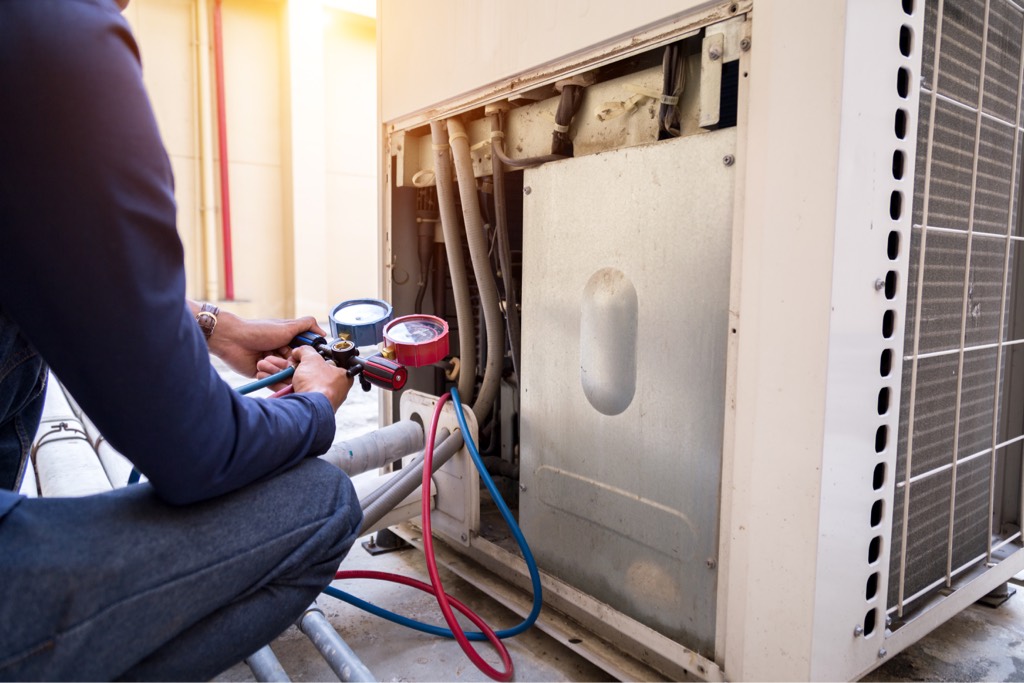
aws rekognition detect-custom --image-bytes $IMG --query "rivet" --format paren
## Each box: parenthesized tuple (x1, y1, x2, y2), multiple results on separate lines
(854, 625, 864, 636)
(886, 616, 893, 627)
(723, 154, 735, 166)
(875, 278, 886, 290)
(740, 38, 751, 51)
(524, 186, 532, 195)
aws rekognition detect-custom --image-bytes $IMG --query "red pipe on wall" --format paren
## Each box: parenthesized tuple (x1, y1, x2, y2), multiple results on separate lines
(212, 0, 235, 300)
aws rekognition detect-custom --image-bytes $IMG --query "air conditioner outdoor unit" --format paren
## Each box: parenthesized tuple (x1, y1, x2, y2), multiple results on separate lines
(374, 1, 1024, 680)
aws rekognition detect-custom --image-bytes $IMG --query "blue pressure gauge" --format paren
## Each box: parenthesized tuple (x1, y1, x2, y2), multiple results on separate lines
(329, 298, 394, 347)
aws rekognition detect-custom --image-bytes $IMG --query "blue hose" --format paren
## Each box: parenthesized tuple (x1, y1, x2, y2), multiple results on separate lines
(324, 387, 543, 640)
(236, 367, 294, 395)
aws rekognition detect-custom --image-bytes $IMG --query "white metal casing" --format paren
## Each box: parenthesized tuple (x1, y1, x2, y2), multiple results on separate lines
(377, 1, 1024, 680)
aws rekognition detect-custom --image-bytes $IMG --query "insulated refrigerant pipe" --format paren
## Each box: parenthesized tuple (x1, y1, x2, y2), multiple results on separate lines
(319, 420, 423, 477)
(358, 428, 450, 511)
(58, 383, 134, 487)
(298, 604, 375, 682)
(359, 431, 462, 535)
(430, 121, 476, 403)
(447, 117, 504, 421)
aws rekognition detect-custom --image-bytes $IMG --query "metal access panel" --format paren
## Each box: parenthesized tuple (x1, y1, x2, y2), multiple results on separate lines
(519, 128, 736, 656)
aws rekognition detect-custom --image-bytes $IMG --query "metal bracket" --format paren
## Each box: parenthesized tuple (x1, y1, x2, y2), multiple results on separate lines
(399, 390, 480, 547)
(700, 15, 749, 129)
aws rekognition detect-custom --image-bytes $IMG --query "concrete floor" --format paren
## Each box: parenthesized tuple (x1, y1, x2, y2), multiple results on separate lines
(214, 360, 1024, 682)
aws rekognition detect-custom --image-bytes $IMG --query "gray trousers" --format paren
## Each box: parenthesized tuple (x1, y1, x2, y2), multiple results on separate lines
(0, 457, 362, 681)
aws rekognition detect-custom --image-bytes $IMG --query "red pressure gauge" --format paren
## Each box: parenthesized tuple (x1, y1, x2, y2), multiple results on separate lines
(383, 315, 450, 367)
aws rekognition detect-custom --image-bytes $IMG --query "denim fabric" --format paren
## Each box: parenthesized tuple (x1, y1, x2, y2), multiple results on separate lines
(0, 307, 47, 493)
(0, 457, 363, 681)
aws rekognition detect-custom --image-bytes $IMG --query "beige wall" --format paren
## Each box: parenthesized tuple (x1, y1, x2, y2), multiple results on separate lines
(123, 0, 378, 321)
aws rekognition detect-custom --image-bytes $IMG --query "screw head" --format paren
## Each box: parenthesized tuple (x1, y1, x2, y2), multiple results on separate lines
(709, 48, 722, 61)
(886, 616, 893, 627)
(524, 186, 532, 195)
(706, 557, 717, 569)
(740, 37, 751, 51)
(875, 278, 886, 290)
(723, 154, 735, 166)
(878, 648, 888, 659)
(854, 625, 864, 637)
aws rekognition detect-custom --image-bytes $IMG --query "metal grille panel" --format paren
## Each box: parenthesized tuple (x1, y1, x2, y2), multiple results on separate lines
(890, 0, 1024, 614)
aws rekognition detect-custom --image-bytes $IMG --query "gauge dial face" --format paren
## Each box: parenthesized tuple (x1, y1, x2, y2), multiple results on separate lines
(332, 301, 391, 327)
(383, 314, 449, 366)
(385, 318, 445, 344)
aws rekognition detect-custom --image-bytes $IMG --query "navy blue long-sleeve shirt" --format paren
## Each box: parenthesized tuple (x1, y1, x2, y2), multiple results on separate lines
(0, 0, 336, 516)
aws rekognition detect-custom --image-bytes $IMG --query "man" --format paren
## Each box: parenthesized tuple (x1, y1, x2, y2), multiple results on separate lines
(0, 0, 363, 679)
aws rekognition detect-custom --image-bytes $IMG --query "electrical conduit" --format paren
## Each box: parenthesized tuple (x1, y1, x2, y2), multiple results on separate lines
(244, 645, 290, 682)
(298, 604, 375, 682)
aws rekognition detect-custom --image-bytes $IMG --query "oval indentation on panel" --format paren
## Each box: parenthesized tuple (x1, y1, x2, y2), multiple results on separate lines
(580, 268, 637, 416)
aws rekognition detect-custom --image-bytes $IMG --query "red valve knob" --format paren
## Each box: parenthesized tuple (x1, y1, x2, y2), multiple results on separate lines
(360, 354, 408, 391)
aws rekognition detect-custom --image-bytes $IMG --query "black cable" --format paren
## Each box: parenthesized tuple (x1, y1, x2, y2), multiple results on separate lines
(489, 112, 522, 378)
(659, 43, 687, 138)
(491, 140, 567, 169)
(551, 83, 585, 157)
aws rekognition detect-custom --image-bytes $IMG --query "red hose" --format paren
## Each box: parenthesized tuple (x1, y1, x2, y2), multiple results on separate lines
(419, 393, 513, 681)
(334, 569, 509, 669)
(317, 391, 513, 679)
(268, 385, 294, 399)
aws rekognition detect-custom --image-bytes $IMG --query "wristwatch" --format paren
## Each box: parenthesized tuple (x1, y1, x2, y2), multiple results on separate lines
(196, 302, 220, 339)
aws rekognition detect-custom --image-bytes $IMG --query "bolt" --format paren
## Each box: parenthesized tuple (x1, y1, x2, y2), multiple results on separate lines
(854, 625, 864, 637)
(460, 533, 468, 542)
(519, 483, 527, 491)
(878, 648, 888, 659)
(723, 154, 735, 166)
(524, 186, 532, 195)
(886, 616, 893, 627)
(740, 37, 751, 51)
(706, 557, 717, 569)
(709, 47, 722, 61)
(875, 278, 886, 290)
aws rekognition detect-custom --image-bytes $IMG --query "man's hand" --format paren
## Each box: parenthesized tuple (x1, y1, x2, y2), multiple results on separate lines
(257, 347, 353, 411)
(191, 301, 325, 377)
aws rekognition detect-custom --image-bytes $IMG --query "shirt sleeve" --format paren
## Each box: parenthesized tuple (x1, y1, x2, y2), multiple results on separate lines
(0, 0, 337, 505)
